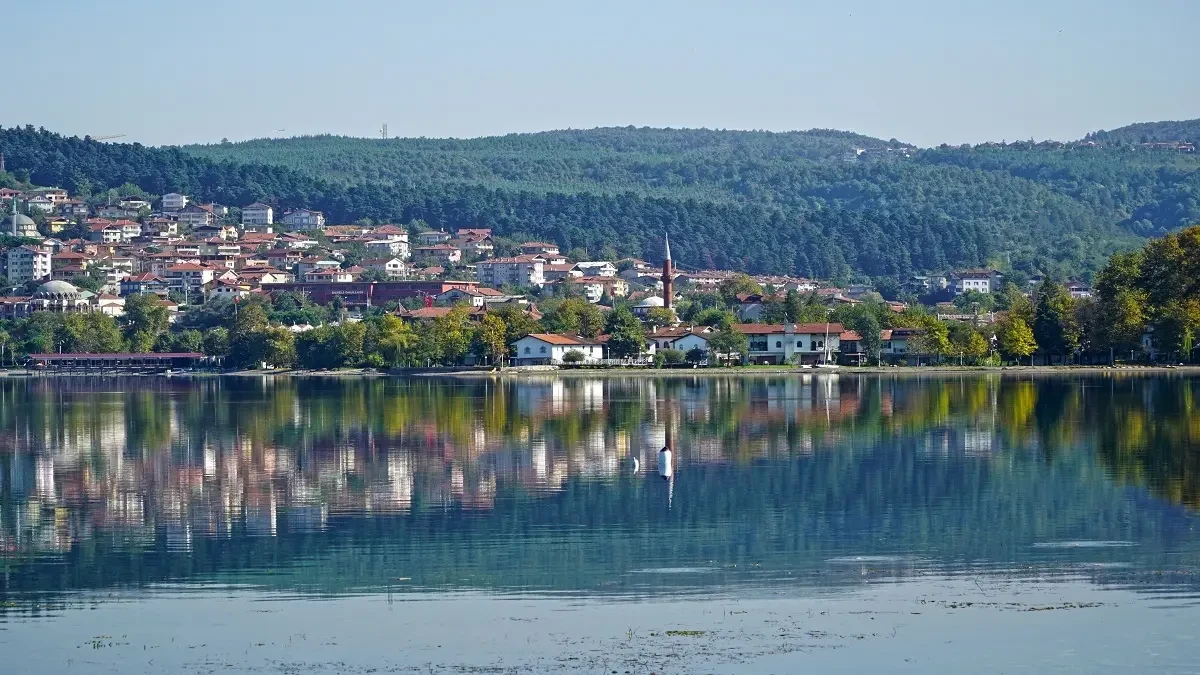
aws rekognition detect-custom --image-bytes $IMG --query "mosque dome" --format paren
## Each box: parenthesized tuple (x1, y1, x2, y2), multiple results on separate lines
(12, 214, 34, 227)
(635, 296, 666, 309)
(34, 279, 81, 300)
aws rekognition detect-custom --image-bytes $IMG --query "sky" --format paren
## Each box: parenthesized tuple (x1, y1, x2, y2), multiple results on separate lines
(4, 0, 1198, 147)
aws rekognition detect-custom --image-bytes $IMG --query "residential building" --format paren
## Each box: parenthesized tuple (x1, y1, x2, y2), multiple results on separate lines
(366, 239, 410, 259)
(237, 266, 293, 286)
(574, 261, 618, 277)
(118, 197, 151, 211)
(511, 334, 604, 366)
(87, 223, 123, 244)
(543, 263, 583, 283)
(178, 203, 215, 227)
(412, 244, 462, 265)
(97, 204, 139, 220)
(303, 268, 355, 283)
(26, 196, 55, 213)
(475, 255, 545, 287)
(455, 228, 492, 239)
(951, 269, 1002, 295)
(520, 241, 560, 256)
(731, 323, 845, 365)
(120, 273, 170, 296)
(437, 286, 511, 308)
(164, 263, 217, 300)
(281, 209, 325, 229)
(360, 257, 409, 279)
(5, 246, 51, 283)
(647, 327, 712, 354)
(161, 193, 188, 211)
(414, 230, 451, 246)
(881, 328, 925, 357)
(242, 202, 274, 226)
(559, 275, 629, 303)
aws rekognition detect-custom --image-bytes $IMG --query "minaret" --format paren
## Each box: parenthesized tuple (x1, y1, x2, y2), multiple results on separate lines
(662, 232, 673, 310)
(10, 196, 17, 237)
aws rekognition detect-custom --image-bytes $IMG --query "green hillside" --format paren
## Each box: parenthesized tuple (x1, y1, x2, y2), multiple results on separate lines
(2, 122, 1199, 280)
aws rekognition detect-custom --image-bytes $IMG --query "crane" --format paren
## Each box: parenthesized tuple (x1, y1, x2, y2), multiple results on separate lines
(92, 134, 126, 141)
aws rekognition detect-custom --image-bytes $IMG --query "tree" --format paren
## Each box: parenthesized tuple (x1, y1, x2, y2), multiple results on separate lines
(717, 274, 762, 304)
(760, 298, 788, 324)
(64, 313, 123, 353)
(1033, 280, 1080, 357)
(693, 307, 735, 329)
(431, 304, 473, 365)
(911, 318, 951, 363)
(604, 306, 646, 360)
(685, 346, 707, 365)
(997, 316, 1037, 363)
(203, 326, 230, 357)
(659, 348, 686, 366)
(371, 315, 418, 367)
(843, 311, 882, 365)
(228, 300, 270, 367)
(475, 312, 509, 365)
(122, 293, 170, 352)
(543, 297, 604, 337)
(708, 326, 749, 364)
(561, 349, 585, 364)
(643, 306, 676, 331)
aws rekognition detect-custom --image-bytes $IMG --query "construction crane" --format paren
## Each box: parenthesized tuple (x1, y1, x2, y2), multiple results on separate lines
(92, 134, 126, 141)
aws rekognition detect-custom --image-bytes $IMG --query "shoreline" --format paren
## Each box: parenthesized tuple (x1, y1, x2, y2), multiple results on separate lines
(4, 364, 1198, 379)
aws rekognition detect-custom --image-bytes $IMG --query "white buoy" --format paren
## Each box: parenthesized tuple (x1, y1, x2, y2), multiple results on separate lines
(658, 446, 673, 480)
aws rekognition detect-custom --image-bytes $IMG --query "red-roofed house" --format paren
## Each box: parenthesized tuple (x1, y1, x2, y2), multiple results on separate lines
(731, 323, 845, 365)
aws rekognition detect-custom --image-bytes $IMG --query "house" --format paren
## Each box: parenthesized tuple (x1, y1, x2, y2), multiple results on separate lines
(5, 246, 52, 283)
(161, 193, 188, 211)
(52, 250, 91, 273)
(731, 323, 845, 365)
(412, 244, 462, 265)
(242, 202, 274, 226)
(164, 263, 217, 299)
(91, 293, 126, 317)
(1066, 281, 1093, 299)
(511, 334, 604, 366)
(475, 255, 545, 287)
(520, 241, 559, 256)
(414, 230, 451, 246)
(360, 257, 409, 279)
(193, 223, 238, 241)
(87, 223, 123, 244)
(881, 328, 925, 358)
(97, 204, 139, 220)
(574, 261, 618, 277)
(456, 228, 492, 239)
(295, 258, 341, 278)
(207, 279, 253, 301)
(951, 269, 1002, 295)
(558, 275, 629, 303)
(453, 235, 494, 257)
(116, 219, 142, 241)
(281, 209, 325, 229)
(118, 197, 151, 211)
(26, 196, 55, 213)
(303, 268, 354, 283)
(57, 199, 90, 217)
(120, 273, 170, 296)
(647, 327, 711, 354)
(365, 239, 411, 258)
(279, 232, 318, 250)
(178, 203, 215, 227)
(237, 266, 293, 286)
(144, 217, 179, 237)
(44, 217, 70, 234)
(437, 286, 511, 308)
(543, 263, 582, 283)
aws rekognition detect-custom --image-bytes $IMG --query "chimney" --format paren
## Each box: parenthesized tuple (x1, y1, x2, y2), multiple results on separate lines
(662, 232, 673, 311)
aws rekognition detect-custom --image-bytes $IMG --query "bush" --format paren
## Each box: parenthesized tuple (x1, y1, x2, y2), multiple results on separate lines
(685, 346, 707, 365)
(660, 348, 686, 366)
(562, 349, 586, 364)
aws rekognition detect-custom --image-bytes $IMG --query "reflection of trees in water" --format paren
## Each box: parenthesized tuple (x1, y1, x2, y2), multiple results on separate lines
(1, 374, 1199, 601)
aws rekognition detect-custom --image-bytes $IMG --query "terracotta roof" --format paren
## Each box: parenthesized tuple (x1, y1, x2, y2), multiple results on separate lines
(521, 333, 593, 346)
(839, 330, 863, 341)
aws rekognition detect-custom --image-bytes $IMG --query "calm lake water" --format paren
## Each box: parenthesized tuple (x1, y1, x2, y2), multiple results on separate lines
(2, 373, 1199, 673)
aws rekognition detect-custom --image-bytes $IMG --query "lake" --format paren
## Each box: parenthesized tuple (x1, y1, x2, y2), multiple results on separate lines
(1, 373, 1199, 673)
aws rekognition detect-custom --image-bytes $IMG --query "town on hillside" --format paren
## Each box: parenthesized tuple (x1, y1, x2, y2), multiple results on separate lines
(0, 183, 1190, 369)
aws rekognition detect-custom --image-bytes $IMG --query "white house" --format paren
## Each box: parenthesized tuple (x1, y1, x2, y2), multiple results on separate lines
(360, 257, 409, 279)
(647, 327, 711, 354)
(951, 269, 1002, 295)
(366, 239, 411, 259)
(574, 261, 618, 277)
(281, 209, 325, 229)
(476, 255, 545, 287)
(511, 334, 604, 366)
(162, 193, 188, 211)
(732, 323, 844, 365)
(242, 202, 274, 226)
(178, 203, 215, 227)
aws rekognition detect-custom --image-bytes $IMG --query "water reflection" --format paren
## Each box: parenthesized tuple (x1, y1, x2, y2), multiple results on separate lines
(1, 373, 1199, 609)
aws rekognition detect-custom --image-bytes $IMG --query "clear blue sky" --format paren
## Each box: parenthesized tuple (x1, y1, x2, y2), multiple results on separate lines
(5, 0, 1198, 147)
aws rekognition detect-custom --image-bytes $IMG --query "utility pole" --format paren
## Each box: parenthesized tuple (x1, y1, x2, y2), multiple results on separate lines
(380, 123, 388, 140)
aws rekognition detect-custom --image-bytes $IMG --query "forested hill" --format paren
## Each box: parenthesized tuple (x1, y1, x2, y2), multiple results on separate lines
(2, 122, 1199, 280)
(1085, 119, 1200, 146)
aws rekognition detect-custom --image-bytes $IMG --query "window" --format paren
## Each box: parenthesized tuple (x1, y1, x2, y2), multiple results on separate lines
(775, 341, 782, 348)
(524, 347, 530, 354)
(796, 341, 803, 348)
(540, 346, 546, 354)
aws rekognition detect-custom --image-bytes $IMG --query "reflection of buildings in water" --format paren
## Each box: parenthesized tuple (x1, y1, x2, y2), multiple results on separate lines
(285, 504, 327, 533)
(963, 429, 996, 458)
(35, 456, 56, 501)
(245, 492, 277, 537)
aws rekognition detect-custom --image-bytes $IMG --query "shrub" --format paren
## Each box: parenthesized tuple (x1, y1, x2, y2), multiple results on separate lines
(562, 349, 586, 364)
(660, 348, 686, 366)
